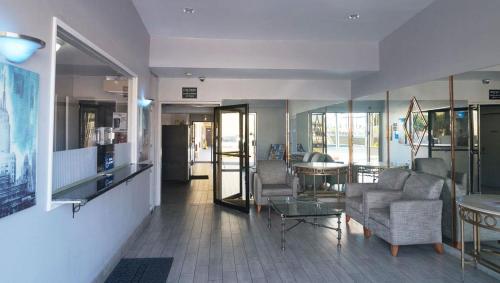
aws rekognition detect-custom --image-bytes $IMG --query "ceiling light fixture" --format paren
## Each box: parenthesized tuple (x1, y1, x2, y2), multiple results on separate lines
(183, 8, 195, 14)
(348, 14, 360, 20)
(482, 79, 491, 85)
(0, 31, 45, 63)
(184, 72, 192, 76)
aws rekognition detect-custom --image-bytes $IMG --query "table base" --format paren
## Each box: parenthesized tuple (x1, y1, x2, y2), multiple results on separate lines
(268, 205, 342, 251)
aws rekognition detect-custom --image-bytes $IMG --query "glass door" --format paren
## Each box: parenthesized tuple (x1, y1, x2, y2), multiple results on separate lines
(213, 104, 250, 213)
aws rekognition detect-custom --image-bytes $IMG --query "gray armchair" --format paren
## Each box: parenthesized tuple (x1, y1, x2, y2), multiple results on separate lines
(254, 160, 299, 212)
(414, 158, 499, 246)
(345, 168, 410, 237)
(365, 172, 445, 256)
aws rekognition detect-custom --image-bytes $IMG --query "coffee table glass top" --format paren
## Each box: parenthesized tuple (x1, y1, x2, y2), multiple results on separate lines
(269, 196, 344, 218)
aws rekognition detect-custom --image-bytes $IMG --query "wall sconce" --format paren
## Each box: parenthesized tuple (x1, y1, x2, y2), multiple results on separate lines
(0, 32, 45, 63)
(139, 98, 154, 107)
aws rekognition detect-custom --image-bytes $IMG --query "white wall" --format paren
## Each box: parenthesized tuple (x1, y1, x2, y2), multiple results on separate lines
(352, 0, 500, 98)
(150, 37, 379, 72)
(158, 78, 350, 102)
(0, 1, 152, 282)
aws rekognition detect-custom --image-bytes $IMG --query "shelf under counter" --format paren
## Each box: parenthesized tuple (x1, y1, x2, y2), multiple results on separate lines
(52, 163, 153, 216)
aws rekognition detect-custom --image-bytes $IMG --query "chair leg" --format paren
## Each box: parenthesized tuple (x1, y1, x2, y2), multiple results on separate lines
(256, 205, 262, 213)
(363, 227, 371, 238)
(345, 215, 351, 223)
(390, 245, 399, 257)
(434, 243, 444, 254)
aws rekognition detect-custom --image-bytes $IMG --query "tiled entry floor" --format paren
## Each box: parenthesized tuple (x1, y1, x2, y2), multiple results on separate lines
(125, 165, 497, 282)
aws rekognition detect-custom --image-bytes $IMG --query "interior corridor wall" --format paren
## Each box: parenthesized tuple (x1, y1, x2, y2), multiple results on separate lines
(0, 1, 152, 282)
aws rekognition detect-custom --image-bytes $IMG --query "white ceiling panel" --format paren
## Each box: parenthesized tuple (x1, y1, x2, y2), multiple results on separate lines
(133, 0, 435, 41)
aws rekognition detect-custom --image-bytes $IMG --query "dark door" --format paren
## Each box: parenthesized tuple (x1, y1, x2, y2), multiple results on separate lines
(213, 104, 250, 213)
(162, 125, 190, 182)
(479, 105, 500, 193)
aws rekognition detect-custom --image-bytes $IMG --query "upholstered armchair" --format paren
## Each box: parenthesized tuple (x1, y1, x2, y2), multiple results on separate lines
(254, 160, 299, 213)
(414, 158, 499, 246)
(365, 172, 445, 256)
(345, 168, 410, 237)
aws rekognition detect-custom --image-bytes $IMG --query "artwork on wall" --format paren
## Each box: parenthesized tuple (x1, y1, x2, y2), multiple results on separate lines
(268, 144, 285, 160)
(0, 63, 39, 219)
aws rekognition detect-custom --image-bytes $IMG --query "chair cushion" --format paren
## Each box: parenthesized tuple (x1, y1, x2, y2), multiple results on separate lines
(261, 184, 293, 196)
(402, 172, 444, 200)
(310, 153, 325, 162)
(347, 196, 363, 212)
(302, 152, 313, 162)
(370, 208, 390, 227)
(257, 160, 287, 184)
(377, 168, 410, 191)
(414, 158, 449, 178)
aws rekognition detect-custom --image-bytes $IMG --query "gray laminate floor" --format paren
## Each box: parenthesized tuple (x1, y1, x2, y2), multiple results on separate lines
(125, 164, 497, 282)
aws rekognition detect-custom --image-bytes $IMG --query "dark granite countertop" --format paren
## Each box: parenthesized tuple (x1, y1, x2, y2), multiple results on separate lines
(52, 163, 153, 205)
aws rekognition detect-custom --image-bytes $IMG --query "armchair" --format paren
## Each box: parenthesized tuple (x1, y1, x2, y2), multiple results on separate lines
(254, 160, 299, 213)
(345, 168, 410, 237)
(414, 158, 498, 246)
(365, 172, 444, 256)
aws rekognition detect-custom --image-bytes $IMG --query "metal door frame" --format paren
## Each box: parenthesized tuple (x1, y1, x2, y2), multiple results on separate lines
(213, 104, 250, 213)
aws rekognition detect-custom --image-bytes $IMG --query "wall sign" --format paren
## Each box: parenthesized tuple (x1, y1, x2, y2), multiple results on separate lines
(489, 89, 500, 100)
(182, 87, 197, 99)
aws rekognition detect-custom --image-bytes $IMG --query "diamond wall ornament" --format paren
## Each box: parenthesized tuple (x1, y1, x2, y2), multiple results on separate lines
(403, 97, 428, 154)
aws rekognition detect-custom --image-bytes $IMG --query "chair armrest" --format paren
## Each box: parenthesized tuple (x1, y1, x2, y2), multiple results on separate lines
(346, 183, 377, 198)
(254, 173, 263, 203)
(390, 200, 443, 243)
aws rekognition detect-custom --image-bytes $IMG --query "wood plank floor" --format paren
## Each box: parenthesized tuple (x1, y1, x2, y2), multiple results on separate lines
(125, 164, 497, 282)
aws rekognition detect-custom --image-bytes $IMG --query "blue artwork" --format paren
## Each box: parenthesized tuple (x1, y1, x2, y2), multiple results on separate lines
(0, 63, 39, 218)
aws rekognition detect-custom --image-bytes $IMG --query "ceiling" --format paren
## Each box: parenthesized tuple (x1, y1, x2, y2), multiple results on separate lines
(132, 0, 435, 41)
(453, 64, 500, 81)
(56, 41, 123, 76)
(150, 67, 374, 80)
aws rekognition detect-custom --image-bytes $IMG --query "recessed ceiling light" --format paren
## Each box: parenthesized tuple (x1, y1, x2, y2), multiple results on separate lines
(183, 8, 195, 14)
(184, 72, 192, 76)
(348, 14, 360, 20)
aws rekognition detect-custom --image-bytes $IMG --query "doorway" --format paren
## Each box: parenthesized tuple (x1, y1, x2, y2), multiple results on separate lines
(192, 121, 213, 163)
(478, 105, 500, 193)
(213, 104, 250, 213)
(469, 104, 500, 194)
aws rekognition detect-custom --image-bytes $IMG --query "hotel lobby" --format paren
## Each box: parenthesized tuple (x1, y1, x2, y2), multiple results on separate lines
(1, 0, 500, 282)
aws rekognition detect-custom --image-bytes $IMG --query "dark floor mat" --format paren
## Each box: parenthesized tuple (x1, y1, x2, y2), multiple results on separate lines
(190, 175, 209, 179)
(105, 258, 173, 283)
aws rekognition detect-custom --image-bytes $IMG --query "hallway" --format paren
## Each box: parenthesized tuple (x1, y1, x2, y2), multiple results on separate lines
(125, 164, 496, 283)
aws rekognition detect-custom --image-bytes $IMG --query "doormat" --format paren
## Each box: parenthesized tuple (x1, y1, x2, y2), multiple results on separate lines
(105, 257, 173, 283)
(191, 175, 209, 180)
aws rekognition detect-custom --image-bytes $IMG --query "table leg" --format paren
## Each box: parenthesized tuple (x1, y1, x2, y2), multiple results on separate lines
(268, 202, 271, 228)
(472, 212, 479, 265)
(461, 209, 465, 270)
(337, 215, 342, 247)
(337, 169, 340, 200)
(281, 217, 286, 251)
(313, 175, 316, 199)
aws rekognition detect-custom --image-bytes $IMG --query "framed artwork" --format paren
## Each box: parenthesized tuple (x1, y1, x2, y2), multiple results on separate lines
(0, 63, 39, 219)
(268, 144, 285, 160)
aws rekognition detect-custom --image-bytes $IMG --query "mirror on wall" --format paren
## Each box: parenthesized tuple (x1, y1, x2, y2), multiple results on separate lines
(53, 28, 131, 153)
(288, 100, 349, 163)
(53, 26, 133, 174)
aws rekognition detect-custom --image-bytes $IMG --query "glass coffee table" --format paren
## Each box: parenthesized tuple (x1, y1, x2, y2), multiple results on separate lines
(267, 196, 345, 250)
